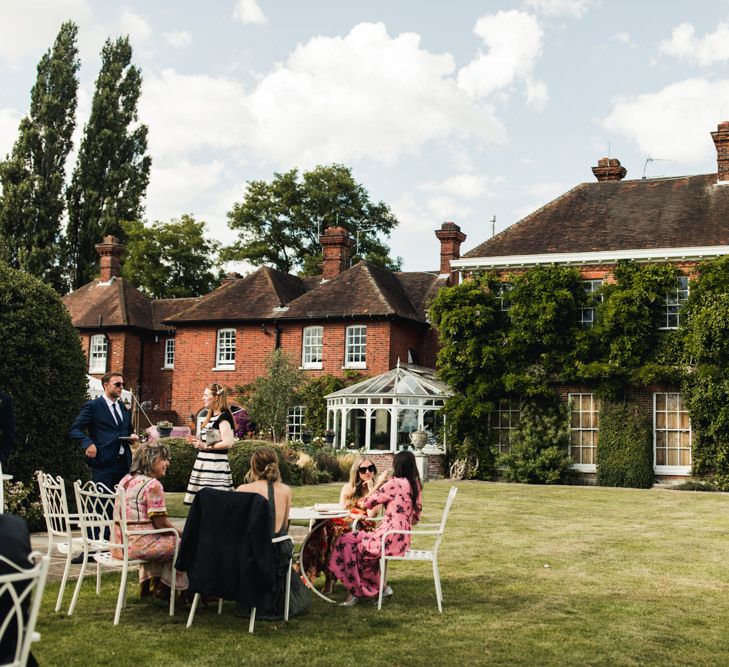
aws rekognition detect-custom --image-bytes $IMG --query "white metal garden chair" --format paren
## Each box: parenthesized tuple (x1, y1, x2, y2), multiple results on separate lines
(377, 485, 458, 612)
(0, 551, 50, 667)
(68, 481, 180, 624)
(36, 471, 90, 612)
(185, 534, 294, 634)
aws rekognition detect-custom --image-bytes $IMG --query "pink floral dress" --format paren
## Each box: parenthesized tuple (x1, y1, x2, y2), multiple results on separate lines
(113, 474, 188, 590)
(328, 477, 422, 598)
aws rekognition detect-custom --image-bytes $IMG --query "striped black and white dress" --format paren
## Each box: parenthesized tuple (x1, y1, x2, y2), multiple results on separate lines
(184, 410, 234, 505)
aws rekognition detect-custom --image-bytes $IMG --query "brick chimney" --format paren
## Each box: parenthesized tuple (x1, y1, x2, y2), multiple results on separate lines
(592, 157, 627, 182)
(435, 221, 467, 286)
(95, 235, 123, 282)
(711, 121, 729, 183)
(222, 271, 241, 285)
(319, 226, 353, 280)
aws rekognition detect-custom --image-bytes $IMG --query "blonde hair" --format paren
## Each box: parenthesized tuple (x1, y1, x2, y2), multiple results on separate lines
(201, 383, 229, 429)
(342, 456, 377, 506)
(245, 447, 281, 483)
(130, 442, 170, 477)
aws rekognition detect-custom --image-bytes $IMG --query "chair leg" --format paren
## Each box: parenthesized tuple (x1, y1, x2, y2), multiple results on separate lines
(377, 556, 386, 610)
(115, 564, 128, 625)
(169, 568, 176, 617)
(96, 559, 102, 596)
(55, 549, 72, 612)
(249, 607, 256, 634)
(217, 598, 223, 615)
(67, 555, 88, 616)
(432, 558, 443, 613)
(186, 593, 201, 628)
(284, 561, 292, 622)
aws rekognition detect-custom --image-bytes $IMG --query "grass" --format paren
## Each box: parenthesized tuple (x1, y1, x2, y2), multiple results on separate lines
(32, 481, 729, 666)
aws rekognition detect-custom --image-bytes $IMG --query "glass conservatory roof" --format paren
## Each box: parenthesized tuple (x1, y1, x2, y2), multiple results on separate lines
(326, 364, 452, 400)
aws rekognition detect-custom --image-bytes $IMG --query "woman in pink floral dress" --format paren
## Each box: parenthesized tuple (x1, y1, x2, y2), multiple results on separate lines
(329, 450, 422, 604)
(113, 442, 189, 597)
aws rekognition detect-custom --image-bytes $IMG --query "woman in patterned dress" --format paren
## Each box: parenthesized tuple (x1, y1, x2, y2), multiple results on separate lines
(113, 442, 189, 597)
(184, 383, 235, 505)
(301, 456, 377, 593)
(329, 450, 422, 605)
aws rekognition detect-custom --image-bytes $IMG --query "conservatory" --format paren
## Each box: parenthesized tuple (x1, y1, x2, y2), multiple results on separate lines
(325, 364, 452, 452)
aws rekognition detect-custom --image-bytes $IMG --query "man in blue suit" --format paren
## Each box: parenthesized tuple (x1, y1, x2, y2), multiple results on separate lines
(69, 371, 138, 491)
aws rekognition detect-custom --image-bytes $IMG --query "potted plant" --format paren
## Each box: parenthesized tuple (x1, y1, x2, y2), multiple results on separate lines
(157, 420, 173, 438)
(324, 429, 335, 444)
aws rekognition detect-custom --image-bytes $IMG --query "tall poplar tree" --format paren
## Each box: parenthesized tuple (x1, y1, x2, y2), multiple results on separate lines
(0, 21, 79, 291)
(66, 35, 151, 289)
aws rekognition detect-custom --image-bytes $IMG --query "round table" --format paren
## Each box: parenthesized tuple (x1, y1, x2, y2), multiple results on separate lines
(289, 506, 352, 604)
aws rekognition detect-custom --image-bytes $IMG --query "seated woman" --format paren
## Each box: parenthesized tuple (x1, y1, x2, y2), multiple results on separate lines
(113, 442, 189, 599)
(301, 456, 378, 593)
(235, 447, 310, 618)
(329, 450, 422, 605)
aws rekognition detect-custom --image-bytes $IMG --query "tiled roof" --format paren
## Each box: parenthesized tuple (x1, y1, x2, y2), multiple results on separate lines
(463, 173, 729, 259)
(151, 297, 200, 330)
(165, 266, 311, 323)
(63, 277, 153, 329)
(395, 271, 447, 319)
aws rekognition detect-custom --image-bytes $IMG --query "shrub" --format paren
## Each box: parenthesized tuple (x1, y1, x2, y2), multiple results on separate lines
(338, 452, 358, 481)
(312, 449, 342, 482)
(4, 480, 44, 531)
(162, 438, 198, 491)
(0, 264, 88, 488)
(501, 399, 573, 484)
(672, 480, 717, 492)
(596, 402, 654, 489)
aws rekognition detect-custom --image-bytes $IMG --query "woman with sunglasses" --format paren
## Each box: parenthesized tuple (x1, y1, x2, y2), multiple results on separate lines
(329, 450, 422, 606)
(301, 456, 378, 594)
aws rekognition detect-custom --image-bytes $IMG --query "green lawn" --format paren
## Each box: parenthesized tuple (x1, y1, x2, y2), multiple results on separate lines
(32, 481, 729, 666)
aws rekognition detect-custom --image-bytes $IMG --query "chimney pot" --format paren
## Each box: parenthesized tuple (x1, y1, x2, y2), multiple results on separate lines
(319, 226, 354, 280)
(95, 235, 124, 282)
(711, 121, 729, 183)
(222, 272, 242, 284)
(434, 221, 467, 286)
(592, 157, 627, 182)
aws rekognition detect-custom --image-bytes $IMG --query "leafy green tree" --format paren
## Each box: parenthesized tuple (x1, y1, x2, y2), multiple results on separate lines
(223, 164, 401, 274)
(66, 35, 151, 289)
(0, 21, 79, 291)
(241, 350, 304, 443)
(296, 372, 363, 437)
(121, 215, 222, 297)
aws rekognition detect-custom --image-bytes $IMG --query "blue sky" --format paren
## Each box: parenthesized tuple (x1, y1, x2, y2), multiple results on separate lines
(2, 0, 729, 272)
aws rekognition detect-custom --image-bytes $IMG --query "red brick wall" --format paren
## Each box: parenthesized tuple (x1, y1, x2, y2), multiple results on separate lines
(362, 452, 445, 479)
(141, 335, 174, 410)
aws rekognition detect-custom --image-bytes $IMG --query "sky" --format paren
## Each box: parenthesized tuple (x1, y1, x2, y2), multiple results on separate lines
(2, 0, 729, 273)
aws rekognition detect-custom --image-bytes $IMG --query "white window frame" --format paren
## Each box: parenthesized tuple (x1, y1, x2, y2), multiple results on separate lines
(302, 326, 323, 370)
(344, 325, 367, 369)
(88, 334, 108, 374)
(214, 328, 236, 370)
(287, 406, 306, 441)
(568, 393, 599, 472)
(163, 338, 175, 369)
(654, 392, 691, 476)
(659, 276, 689, 330)
(580, 279, 603, 328)
(491, 398, 520, 456)
(497, 282, 513, 312)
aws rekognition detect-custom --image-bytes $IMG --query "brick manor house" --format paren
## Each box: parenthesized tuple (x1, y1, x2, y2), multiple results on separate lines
(450, 121, 729, 478)
(62, 222, 467, 438)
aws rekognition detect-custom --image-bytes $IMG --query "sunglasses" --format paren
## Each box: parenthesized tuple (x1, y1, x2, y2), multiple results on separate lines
(358, 464, 376, 474)
(113, 382, 125, 387)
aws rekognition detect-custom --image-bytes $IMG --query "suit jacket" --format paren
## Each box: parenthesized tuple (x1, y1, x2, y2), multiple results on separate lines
(0, 391, 15, 465)
(68, 396, 133, 471)
(176, 488, 275, 608)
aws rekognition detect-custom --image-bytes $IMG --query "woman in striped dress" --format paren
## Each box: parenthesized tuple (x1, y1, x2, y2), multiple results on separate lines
(184, 383, 235, 505)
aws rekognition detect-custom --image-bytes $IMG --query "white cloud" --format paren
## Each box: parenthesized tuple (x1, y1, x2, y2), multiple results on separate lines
(457, 11, 547, 108)
(0, 0, 92, 63)
(117, 9, 153, 46)
(612, 31, 631, 44)
(660, 21, 729, 66)
(420, 174, 492, 199)
(163, 30, 192, 48)
(0, 108, 21, 158)
(233, 0, 266, 25)
(425, 196, 472, 220)
(522, 0, 594, 18)
(525, 77, 548, 109)
(146, 160, 226, 221)
(601, 78, 729, 163)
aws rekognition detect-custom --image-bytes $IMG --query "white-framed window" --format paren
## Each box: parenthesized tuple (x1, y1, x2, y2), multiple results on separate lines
(88, 334, 108, 374)
(215, 328, 236, 369)
(345, 325, 367, 369)
(654, 392, 691, 473)
(580, 280, 603, 328)
(569, 393, 599, 469)
(660, 276, 689, 330)
(287, 406, 306, 441)
(497, 282, 513, 312)
(163, 338, 175, 369)
(302, 326, 323, 369)
(491, 398, 520, 455)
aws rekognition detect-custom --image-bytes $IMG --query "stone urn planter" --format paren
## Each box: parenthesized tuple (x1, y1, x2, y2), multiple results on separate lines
(409, 430, 428, 450)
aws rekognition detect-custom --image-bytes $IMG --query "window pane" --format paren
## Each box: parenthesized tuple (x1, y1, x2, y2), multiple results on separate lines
(89, 335, 107, 373)
(216, 329, 236, 366)
(302, 326, 323, 366)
